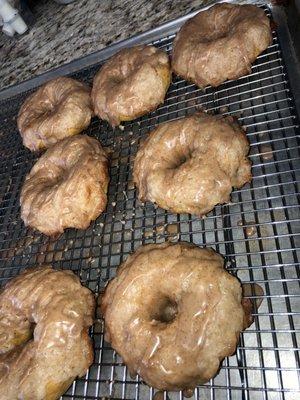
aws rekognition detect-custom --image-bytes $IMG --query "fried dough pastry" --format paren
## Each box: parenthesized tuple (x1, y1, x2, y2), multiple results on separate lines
(20, 134, 109, 236)
(91, 45, 171, 126)
(18, 77, 93, 151)
(101, 242, 252, 390)
(133, 112, 251, 216)
(0, 266, 95, 400)
(172, 3, 272, 88)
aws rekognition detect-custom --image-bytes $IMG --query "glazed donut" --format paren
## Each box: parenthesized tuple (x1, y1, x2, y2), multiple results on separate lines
(20, 134, 109, 236)
(172, 3, 272, 88)
(101, 242, 252, 391)
(18, 77, 93, 151)
(0, 266, 95, 400)
(133, 112, 251, 216)
(91, 45, 171, 127)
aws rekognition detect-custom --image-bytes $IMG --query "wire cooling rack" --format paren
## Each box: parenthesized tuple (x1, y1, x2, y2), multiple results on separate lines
(0, 3, 299, 400)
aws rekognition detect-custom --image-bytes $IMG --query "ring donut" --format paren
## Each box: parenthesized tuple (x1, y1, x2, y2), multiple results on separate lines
(172, 3, 272, 88)
(20, 134, 109, 236)
(18, 77, 93, 152)
(101, 242, 252, 390)
(133, 112, 252, 216)
(92, 45, 171, 127)
(0, 266, 95, 400)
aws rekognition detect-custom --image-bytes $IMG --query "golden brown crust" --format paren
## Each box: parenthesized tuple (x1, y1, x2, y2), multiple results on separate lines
(18, 77, 93, 152)
(101, 242, 250, 390)
(20, 134, 109, 236)
(91, 45, 171, 127)
(133, 112, 252, 216)
(0, 266, 95, 400)
(172, 3, 272, 88)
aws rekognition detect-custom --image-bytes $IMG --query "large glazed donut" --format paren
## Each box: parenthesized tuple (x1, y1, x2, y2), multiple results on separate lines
(133, 112, 251, 216)
(20, 134, 109, 236)
(18, 77, 93, 151)
(172, 3, 272, 88)
(91, 45, 171, 127)
(0, 266, 95, 400)
(101, 242, 252, 391)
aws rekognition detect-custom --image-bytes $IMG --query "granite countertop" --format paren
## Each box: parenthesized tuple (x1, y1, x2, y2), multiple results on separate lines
(0, 0, 206, 91)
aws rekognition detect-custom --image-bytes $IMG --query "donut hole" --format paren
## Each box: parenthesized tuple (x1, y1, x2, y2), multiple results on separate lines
(36, 103, 53, 117)
(110, 76, 123, 87)
(151, 296, 178, 324)
(38, 100, 62, 121)
(201, 29, 229, 43)
(26, 322, 35, 343)
(111, 63, 143, 88)
(12, 322, 35, 349)
(170, 151, 193, 170)
(176, 155, 188, 168)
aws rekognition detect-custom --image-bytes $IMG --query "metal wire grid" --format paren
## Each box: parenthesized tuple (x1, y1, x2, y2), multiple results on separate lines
(0, 5, 299, 400)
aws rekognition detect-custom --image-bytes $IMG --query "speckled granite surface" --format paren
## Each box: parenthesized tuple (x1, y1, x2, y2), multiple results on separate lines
(0, 0, 207, 90)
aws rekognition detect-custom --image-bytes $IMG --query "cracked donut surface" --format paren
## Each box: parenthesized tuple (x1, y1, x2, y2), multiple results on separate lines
(172, 3, 272, 88)
(133, 112, 252, 216)
(0, 266, 95, 400)
(91, 45, 171, 126)
(18, 77, 93, 152)
(20, 134, 109, 236)
(101, 242, 251, 391)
